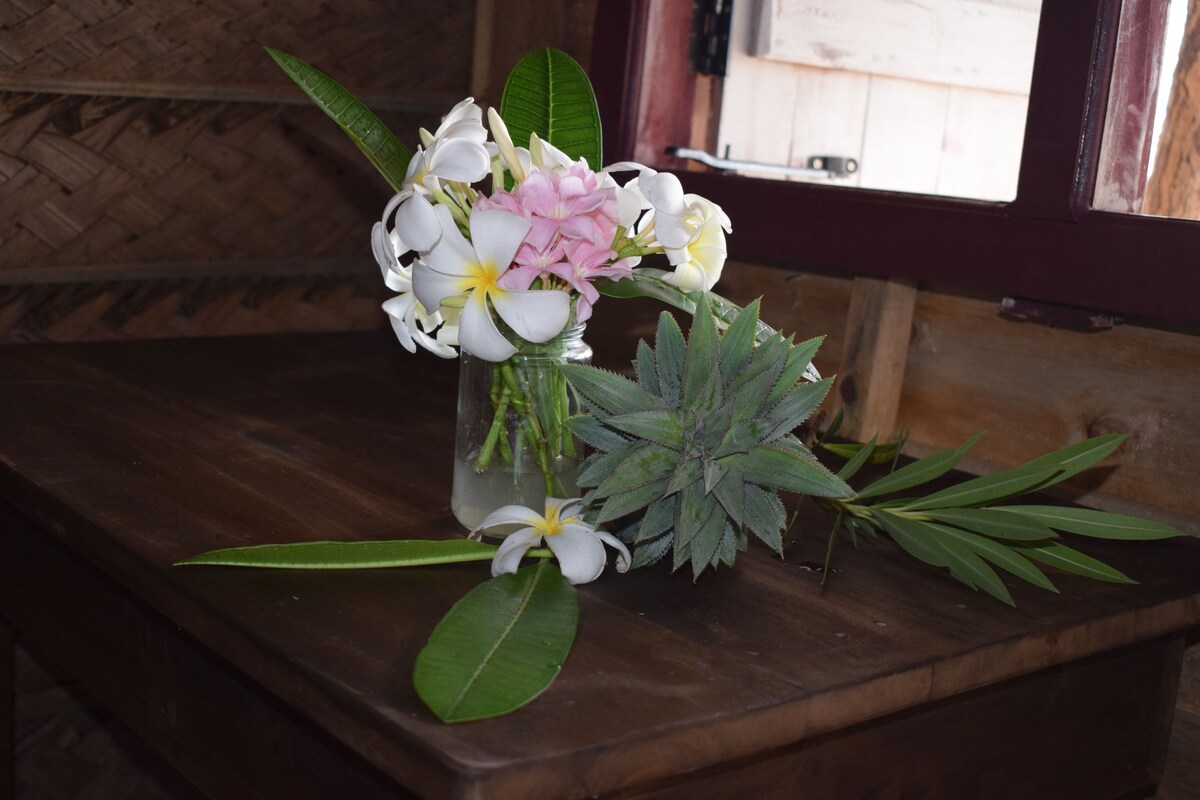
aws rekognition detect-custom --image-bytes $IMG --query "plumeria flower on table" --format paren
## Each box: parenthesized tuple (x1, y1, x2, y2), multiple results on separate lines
(470, 497, 631, 585)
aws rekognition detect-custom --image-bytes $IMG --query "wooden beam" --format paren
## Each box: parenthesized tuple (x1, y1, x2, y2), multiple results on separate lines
(836, 277, 917, 441)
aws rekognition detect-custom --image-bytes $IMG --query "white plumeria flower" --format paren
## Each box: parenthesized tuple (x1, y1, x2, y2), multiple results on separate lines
(371, 208, 456, 358)
(412, 206, 571, 362)
(470, 497, 631, 585)
(390, 99, 492, 253)
(661, 195, 732, 292)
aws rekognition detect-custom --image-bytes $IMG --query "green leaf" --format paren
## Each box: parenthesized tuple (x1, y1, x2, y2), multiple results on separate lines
(717, 298, 760, 383)
(595, 477, 671, 523)
(738, 445, 853, 498)
(714, 418, 775, 459)
(712, 469, 746, 526)
(654, 311, 686, 408)
(413, 560, 578, 722)
(765, 336, 824, 407)
(687, 504, 727, 579)
(1017, 541, 1135, 584)
(742, 483, 786, 553)
(175, 538, 525, 568)
(823, 440, 902, 465)
(635, 339, 660, 395)
(636, 496, 677, 543)
(501, 48, 602, 169)
(605, 410, 684, 449)
(875, 511, 951, 568)
(836, 436, 878, 481)
(594, 443, 678, 497)
(921, 508, 1057, 541)
(926, 522, 1056, 593)
(936, 534, 1015, 605)
(762, 378, 832, 441)
(674, 482, 719, 550)
(561, 364, 660, 416)
(902, 463, 1062, 511)
(565, 414, 629, 452)
(576, 441, 638, 487)
(994, 505, 1185, 540)
(631, 533, 673, 568)
(682, 296, 720, 406)
(266, 48, 412, 191)
(1021, 434, 1126, 484)
(855, 433, 982, 500)
(596, 273, 697, 317)
(666, 455, 704, 495)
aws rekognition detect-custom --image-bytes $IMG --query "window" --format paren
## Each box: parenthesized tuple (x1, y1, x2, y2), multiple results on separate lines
(592, 0, 1200, 325)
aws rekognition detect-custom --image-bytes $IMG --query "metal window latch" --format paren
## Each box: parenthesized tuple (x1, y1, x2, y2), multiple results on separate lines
(999, 297, 1121, 332)
(667, 146, 859, 180)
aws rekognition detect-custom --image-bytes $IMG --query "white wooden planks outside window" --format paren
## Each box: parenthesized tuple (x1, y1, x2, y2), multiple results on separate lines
(716, 0, 1040, 201)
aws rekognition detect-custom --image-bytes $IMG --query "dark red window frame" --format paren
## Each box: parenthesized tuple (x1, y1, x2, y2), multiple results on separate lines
(591, 0, 1200, 325)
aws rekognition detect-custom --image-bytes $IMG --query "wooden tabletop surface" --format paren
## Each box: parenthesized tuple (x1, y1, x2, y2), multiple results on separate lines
(1, 331, 1198, 799)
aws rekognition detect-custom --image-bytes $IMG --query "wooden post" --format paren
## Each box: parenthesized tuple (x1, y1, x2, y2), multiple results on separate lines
(835, 277, 918, 442)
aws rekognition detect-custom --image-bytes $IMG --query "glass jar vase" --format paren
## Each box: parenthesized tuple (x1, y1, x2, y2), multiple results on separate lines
(450, 324, 592, 529)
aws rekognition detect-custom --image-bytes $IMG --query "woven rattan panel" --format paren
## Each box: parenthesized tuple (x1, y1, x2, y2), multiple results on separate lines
(0, 92, 423, 269)
(0, 0, 472, 97)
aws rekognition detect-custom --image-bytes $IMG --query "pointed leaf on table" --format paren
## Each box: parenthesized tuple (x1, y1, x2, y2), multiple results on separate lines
(414, 560, 579, 722)
(994, 505, 1186, 540)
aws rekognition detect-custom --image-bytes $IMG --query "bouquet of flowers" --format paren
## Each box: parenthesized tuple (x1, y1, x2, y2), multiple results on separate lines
(178, 48, 1186, 724)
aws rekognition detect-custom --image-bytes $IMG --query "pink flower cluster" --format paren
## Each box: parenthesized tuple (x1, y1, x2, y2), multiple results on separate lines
(475, 163, 633, 322)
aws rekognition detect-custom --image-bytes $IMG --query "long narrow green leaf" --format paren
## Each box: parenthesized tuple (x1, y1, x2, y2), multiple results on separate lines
(994, 505, 1185, 540)
(1018, 541, 1135, 584)
(175, 538, 551, 568)
(266, 48, 411, 191)
(875, 510, 952, 568)
(836, 436, 878, 481)
(1021, 434, 1126, 483)
(500, 48, 602, 168)
(927, 523, 1057, 593)
(902, 464, 1061, 511)
(921, 508, 1057, 541)
(414, 560, 578, 722)
(855, 433, 983, 500)
(935, 534, 1014, 605)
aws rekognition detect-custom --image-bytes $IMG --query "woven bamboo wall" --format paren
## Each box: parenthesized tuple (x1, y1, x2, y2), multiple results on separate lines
(0, 0, 479, 341)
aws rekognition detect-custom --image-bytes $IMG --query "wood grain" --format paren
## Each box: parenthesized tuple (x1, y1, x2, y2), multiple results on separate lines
(0, 333, 1197, 799)
(896, 287, 1200, 535)
(1, 620, 11, 800)
(835, 276, 916, 441)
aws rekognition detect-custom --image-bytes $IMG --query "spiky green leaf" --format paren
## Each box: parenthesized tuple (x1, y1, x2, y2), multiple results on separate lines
(762, 378, 832, 442)
(654, 312, 686, 408)
(631, 533, 673, 567)
(717, 298, 760, 383)
(743, 483, 786, 553)
(595, 477, 671, 523)
(605, 410, 684, 449)
(738, 445, 853, 498)
(561, 364, 660, 416)
(635, 339, 660, 395)
(712, 468, 746, 526)
(636, 496, 677, 543)
(594, 443, 678, 498)
(565, 415, 629, 452)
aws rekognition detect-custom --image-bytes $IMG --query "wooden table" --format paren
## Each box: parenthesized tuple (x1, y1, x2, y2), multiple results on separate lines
(1, 332, 1198, 800)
